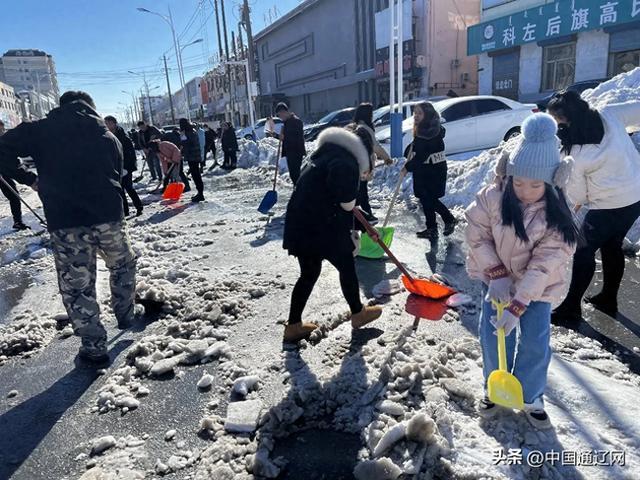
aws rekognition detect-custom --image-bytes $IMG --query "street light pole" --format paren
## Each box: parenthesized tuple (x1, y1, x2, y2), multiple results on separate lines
(163, 55, 176, 124)
(224, 59, 255, 130)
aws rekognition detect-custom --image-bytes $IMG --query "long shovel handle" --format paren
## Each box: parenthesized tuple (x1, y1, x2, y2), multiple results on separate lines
(383, 169, 406, 227)
(271, 140, 282, 191)
(353, 207, 415, 282)
(0, 175, 47, 227)
(491, 300, 509, 372)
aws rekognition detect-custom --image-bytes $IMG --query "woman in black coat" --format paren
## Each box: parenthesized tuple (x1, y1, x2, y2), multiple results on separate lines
(402, 102, 456, 239)
(282, 126, 384, 342)
(179, 118, 205, 202)
(221, 122, 239, 170)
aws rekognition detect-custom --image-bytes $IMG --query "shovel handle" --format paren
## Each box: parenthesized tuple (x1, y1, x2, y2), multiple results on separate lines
(383, 168, 406, 228)
(0, 175, 47, 227)
(353, 208, 415, 283)
(492, 300, 509, 372)
(272, 140, 282, 190)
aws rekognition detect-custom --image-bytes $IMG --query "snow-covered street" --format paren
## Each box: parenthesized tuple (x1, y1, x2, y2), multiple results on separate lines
(1, 129, 640, 479)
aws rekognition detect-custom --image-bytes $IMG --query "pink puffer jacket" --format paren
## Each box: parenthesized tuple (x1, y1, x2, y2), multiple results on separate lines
(464, 181, 576, 306)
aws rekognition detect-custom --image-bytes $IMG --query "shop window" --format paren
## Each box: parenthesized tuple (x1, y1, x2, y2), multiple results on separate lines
(609, 50, 640, 76)
(541, 42, 575, 91)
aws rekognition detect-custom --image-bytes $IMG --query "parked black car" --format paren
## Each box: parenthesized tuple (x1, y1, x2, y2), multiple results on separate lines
(537, 79, 607, 111)
(303, 107, 356, 141)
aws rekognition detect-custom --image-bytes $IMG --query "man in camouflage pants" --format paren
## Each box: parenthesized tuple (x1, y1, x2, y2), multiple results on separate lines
(50, 222, 136, 359)
(0, 91, 136, 363)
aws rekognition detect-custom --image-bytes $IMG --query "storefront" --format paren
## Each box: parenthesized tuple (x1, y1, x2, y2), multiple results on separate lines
(468, 0, 640, 101)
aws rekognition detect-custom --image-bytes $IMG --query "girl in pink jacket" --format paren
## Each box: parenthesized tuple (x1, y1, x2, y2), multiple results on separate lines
(465, 113, 577, 429)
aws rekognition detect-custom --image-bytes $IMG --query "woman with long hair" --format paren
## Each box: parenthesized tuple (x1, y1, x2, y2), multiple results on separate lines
(547, 91, 640, 323)
(465, 113, 577, 428)
(350, 103, 393, 223)
(403, 102, 456, 239)
(179, 118, 205, 202)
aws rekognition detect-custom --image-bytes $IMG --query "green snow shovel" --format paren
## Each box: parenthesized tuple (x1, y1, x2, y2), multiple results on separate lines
(358, 168, 406, 259)
(487, 300, 525, 410)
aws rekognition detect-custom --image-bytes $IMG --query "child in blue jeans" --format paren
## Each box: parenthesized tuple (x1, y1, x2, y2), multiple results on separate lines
(464, 113, 578, 429)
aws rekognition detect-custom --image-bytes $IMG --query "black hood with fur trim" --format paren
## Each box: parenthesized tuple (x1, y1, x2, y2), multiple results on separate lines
(283, 127, 365, 258)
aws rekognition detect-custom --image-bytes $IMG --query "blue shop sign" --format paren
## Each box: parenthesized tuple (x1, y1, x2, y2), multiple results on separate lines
(468, 0, 640, 55)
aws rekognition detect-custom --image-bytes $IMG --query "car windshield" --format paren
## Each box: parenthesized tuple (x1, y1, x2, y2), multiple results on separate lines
(317, 111, 336, 124)
(255, 119, 266, 128)
(373, 106, 389, 122)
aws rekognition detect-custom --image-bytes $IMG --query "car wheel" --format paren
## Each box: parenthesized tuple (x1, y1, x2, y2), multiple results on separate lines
(504, 128, 521, 141)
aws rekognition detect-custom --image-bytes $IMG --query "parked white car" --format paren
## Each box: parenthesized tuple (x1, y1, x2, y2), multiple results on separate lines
(237, 117, 284, 141)
(372, 97, 448, 132)
(376, 95, 539, 155)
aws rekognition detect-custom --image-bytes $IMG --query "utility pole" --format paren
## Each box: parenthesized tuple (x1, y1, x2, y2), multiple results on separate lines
(213, 0, 224, 61)
(241, 0, 255, 83)
(163, 55, 177, 124)
(220, 0, 235, 123)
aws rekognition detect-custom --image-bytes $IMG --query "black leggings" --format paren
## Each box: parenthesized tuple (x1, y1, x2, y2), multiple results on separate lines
(288, 254, 363, 325)
(357, 180, 373, 216)
(120, 173, 143, 215)
(0, 175, 22, 223)
(558, 200, 640, 312)
(419, 194, 455, 229)
(287, 155, 303, 185)
(223, 151, 237, 169)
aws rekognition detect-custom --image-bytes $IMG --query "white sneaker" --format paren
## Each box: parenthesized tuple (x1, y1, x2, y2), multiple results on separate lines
(524, 398, 552, 429)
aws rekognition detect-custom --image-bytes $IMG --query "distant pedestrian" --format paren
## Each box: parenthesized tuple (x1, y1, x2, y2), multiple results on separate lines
(0, 91, 137, 364)
(137, 120, 163, 181)
(0, 119, 35, 231)
(349, 103, 393, 223)
(204, 124, 218, 168)
(221, 122, 238, 170)
(275, 102, 306, 185)
(105, 116, 143, 217)
(402, 102, 457, 239)
(180, 118, 205, 202)
(197, 123, 206, 172)
(547, 92, 640, 324)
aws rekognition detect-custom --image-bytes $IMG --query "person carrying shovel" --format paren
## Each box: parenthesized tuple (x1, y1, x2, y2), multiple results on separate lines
(282, 126, 383, 343)
(464, 113, 578, 429)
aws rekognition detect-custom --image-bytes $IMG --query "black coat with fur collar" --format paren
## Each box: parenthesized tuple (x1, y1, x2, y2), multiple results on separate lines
(283, 127, 369, 258)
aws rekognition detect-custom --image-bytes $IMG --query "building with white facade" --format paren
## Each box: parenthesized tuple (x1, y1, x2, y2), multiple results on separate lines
(0, 81, 21, 128)
(0, 49, 60, 104)
(467, 0, 640, 101)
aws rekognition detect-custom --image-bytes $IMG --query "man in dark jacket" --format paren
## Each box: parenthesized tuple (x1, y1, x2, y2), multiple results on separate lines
(105, 116, 143, 217)
(221, 122, 238, 170)
(137, 120, 163, 181)
(276, 102, 306, 185)
(179, 118, 205, 202)
(0, 91, 136, 364)
(0, 119, 36, 230)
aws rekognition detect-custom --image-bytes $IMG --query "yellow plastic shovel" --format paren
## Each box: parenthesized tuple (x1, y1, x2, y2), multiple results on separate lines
(487, 300, 525, 410)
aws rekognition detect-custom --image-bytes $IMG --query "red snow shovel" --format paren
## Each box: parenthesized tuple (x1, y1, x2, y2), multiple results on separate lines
(353, 208, 456, 300)
(162, 164, 184, 200)
(258, 140, 282, 214)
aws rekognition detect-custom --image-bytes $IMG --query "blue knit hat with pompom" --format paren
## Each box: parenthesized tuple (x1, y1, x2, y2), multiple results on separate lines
(507, 113, 561, 185)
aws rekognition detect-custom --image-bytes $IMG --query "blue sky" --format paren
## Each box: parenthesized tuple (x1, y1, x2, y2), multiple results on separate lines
(0, 0, 300, 119)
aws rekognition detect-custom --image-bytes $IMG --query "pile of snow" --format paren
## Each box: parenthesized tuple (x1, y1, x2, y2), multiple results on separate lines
(0, 310, 62, 362)
(236, 137, 281, 169)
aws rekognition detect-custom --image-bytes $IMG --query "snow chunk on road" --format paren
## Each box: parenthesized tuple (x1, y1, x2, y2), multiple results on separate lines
(232, 374, 260, 397)
(354, 457, 402, 480)
(197, 372, 214, 389)
(225, 399, 263, 433)
(91, 436, 117, 456)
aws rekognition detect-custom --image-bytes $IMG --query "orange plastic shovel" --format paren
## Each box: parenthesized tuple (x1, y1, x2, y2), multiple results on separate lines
(353, 208, 456, 300)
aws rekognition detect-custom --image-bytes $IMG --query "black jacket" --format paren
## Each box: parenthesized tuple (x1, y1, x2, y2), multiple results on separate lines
(404, 127, 448, 199)
(221, 128, 238, 152)
(205, 129, 217, 149)
(113, 125, 137, 172)
(283, 127, 368, 258)
(282, 114, 306, 159)
(181, 130, 202, 163)
(142, 126, 162, 148)
(162, 130, 182, 148)
(0, 100, 124, 231)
